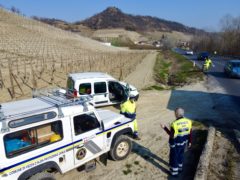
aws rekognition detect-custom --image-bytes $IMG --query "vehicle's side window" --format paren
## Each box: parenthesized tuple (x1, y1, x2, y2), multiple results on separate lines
(94, 82, 106, 94)
(73, 113, 100, 135)
(4, 121, 63, 158)
(79, 83, 91, 95)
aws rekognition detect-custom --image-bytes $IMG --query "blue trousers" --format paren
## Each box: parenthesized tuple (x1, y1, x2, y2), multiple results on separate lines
(169, 144, 185, 175)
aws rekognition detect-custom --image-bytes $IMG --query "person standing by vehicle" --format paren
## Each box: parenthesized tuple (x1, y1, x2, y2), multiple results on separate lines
(120, 95, 140, 140)
(160, 108, 192, 176)
(203, 57, 212, 72)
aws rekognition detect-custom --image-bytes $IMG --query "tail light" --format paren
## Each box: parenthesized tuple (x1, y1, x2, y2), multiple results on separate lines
(73, 89, 78, 97)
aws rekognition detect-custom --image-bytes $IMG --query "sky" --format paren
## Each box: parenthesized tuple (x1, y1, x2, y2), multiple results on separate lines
(0, 0, 239, 31)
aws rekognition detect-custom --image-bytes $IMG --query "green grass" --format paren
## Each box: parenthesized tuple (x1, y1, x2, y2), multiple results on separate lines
(111, 37, 134, 47)
(143, 85, 166, 91)
(154, 54, 171, 84)
(123, 163, 133, 175)
(125, 163, 132, 169)
(153, 50, 203, 87)
(134, 161, 140, 165)
(123, 169, 132, 175)
(192, 120, 205, 129)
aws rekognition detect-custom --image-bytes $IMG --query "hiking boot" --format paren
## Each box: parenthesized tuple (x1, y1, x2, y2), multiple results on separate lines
(133, 134, 141, 140)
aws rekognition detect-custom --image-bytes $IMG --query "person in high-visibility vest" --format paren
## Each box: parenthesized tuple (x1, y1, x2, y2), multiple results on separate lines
(120, 95, 140, 140)
(161, 108, 192, 176)
(203, 57, 212, 71)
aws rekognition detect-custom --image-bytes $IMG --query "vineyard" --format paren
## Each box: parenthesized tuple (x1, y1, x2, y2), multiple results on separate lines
(0, 8, 147, 102)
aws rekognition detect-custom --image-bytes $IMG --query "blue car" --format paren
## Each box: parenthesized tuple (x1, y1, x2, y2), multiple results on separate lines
(224, 60, 240, 78)
(197, 52, 209, 60)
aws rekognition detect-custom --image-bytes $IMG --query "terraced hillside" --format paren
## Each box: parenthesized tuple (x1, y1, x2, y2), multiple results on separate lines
(0, 8, 147, 102)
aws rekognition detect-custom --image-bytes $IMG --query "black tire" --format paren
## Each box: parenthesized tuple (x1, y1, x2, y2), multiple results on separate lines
(110, 135, 132, 161)
(29, 172, 55, 180)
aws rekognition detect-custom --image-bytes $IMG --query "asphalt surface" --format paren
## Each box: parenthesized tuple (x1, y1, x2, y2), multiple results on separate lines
(175, 48, 240, 129)
(191, 55, 240, 97)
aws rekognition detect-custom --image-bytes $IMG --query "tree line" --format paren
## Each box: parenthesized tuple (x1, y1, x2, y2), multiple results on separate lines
(190, 15, 240, 57)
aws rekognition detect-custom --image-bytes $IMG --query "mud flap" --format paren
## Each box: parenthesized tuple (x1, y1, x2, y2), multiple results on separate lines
(99, 153, 108, 166)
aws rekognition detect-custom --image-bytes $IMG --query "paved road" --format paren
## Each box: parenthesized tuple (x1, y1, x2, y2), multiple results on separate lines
(179, 50, 240, 129)
(174, 48, 240, 96)
(191, 55, 240, 97)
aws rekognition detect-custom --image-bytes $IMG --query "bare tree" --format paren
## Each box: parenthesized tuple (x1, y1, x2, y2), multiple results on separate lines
(191, 14, 240, 57)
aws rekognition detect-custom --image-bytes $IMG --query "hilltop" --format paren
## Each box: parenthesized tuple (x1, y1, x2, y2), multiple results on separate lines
(35, 7, 204, 35)
(78, 7, 202, 34)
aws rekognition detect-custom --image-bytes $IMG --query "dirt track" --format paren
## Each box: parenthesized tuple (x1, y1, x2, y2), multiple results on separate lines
(124, 51, 157, 90)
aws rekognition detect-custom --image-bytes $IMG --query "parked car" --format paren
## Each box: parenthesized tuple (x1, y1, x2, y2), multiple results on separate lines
(224, 60, 240, 78)
(197, 52, 209, 60)
(66, 72, 139, 107)
(0, 89, 134, 180)
(185, 50, 193, 55)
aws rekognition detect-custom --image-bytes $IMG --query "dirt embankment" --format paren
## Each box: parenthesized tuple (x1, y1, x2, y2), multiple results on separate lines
(207, 130, 240, 180)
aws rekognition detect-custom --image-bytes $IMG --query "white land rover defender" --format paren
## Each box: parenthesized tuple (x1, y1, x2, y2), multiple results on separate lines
(0, 89, 134, 180)
(66, 72, 139, 107)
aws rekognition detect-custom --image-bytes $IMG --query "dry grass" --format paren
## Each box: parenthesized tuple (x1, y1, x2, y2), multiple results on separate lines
(144, 30, 193, 42)
(92, 28, 143, 42)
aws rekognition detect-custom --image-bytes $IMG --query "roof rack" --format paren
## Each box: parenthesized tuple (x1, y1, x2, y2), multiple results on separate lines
(33, 88, 92, 106)
(33, 88, 93, 116)
(0, 88, 93, 133)
(0, 105, 8, 133)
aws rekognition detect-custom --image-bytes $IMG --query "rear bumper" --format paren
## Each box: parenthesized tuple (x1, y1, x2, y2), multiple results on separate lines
(231, 73, 240, 78)
(225, 71, 240, 78)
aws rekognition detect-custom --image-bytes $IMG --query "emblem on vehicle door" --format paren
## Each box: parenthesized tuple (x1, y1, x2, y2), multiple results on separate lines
(76, 148, 87, 160)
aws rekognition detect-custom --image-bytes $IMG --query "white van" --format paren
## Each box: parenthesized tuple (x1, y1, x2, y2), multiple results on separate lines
(0, 89, 134, 180)
(66, 72, 139, 107)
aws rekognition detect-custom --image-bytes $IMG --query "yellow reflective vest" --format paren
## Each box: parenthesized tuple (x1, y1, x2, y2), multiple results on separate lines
(204, 58, 212, 66)
(171, 118, 192, 138)
(120, 100, 136, 119)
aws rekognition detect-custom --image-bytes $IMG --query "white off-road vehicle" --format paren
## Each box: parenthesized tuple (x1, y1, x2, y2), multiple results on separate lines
(66, 72, 139, 107)
(0, 89, 134, 180)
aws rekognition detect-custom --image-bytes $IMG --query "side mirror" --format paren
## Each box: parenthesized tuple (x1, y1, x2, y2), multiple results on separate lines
(125, 83, 131, 99)
(126, 83, 130, 91)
